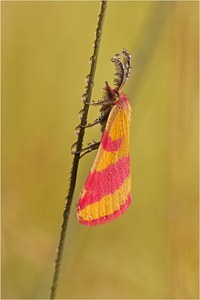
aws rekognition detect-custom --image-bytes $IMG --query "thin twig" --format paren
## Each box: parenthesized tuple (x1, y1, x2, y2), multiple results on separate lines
(50, 1, 107, 299)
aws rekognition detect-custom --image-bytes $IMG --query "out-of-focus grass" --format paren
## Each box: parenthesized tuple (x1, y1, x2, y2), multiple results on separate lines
(2, 1, 198, 299)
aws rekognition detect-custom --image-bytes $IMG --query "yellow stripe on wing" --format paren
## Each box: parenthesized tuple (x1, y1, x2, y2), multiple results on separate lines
(77, 175, 131, 221)
(92, 107, 131, 172)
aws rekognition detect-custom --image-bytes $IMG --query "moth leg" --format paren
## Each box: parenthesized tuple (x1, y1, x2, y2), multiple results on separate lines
(82, 117, 102, 128)
(80, 141, 100, 158)
(83, 81, 115, 106)
(83, 105, 113, 129)
(83, 99, 113, 106)
(73, 140, 100, 155)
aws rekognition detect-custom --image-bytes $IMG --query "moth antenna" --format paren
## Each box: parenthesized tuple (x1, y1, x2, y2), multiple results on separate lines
(111, 49, 132, 91)
(121, 49, 132, 82)
(110, 57, 125, 91)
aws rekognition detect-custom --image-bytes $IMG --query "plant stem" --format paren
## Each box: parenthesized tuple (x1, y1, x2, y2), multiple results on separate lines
(50, 1, 107, 298)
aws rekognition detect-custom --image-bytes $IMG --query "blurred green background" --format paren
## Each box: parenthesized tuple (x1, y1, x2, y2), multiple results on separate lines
(2, 1, 199, 299)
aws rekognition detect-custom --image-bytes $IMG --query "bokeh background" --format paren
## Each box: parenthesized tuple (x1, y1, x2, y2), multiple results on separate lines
(2, 1, 199, 299)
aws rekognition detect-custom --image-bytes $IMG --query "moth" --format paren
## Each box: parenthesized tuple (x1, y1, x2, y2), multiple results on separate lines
(76, 49, 132, 226)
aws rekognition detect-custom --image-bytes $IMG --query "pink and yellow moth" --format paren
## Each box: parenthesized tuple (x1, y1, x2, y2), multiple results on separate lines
(77, 49, 132, 226)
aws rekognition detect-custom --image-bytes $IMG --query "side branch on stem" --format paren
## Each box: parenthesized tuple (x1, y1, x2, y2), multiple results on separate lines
(50, 1, 107, 299)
